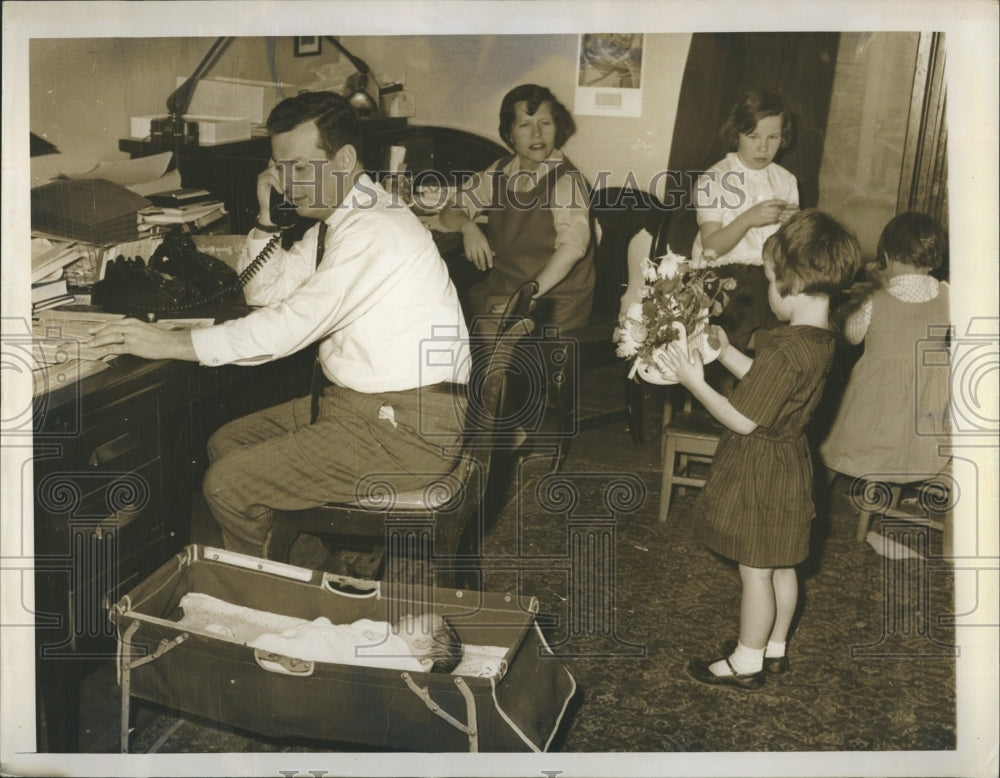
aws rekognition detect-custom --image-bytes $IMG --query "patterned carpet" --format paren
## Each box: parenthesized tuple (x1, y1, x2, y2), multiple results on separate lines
(78, 387, 956, 755)
(480, 447, 956, 753)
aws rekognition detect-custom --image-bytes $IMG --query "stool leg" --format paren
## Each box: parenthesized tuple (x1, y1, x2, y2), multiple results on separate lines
(659, 437, 677, 522)
(857, 483, 904, 541)
(676, 453, 690, 497)
(856, 509, 872, 541)
(942, 511, 953, 557)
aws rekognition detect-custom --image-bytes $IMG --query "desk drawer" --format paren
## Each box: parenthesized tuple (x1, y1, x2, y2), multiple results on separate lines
(77, 384, 163, 474)
(36, 458, 170, 656)
(35, 385, 165, 513)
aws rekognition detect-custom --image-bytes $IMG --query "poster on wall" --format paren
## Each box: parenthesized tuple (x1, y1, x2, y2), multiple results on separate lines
(574, 33, 644, 117)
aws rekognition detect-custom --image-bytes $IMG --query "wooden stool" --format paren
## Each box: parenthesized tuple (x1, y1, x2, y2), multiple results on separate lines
(854, 477, 952, 555)
(658, 393, 721, 522)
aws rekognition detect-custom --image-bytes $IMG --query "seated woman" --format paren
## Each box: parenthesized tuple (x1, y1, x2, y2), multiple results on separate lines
(439, 83, 595, 331)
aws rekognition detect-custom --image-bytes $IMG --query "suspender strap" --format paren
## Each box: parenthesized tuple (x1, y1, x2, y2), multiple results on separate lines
(309, 221, 330, 424)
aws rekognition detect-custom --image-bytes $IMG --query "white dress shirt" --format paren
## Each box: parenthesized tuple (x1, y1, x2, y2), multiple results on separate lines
(191, 175, 470, 393)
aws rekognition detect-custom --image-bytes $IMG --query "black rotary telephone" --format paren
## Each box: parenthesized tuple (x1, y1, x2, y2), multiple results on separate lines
(92, 192, 298, 320)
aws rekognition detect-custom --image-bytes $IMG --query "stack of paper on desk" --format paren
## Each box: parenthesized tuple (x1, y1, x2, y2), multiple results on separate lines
(30, 310, 125, 395)
(31, 178, 152, 243)
(138, 199, 227, 229)
(62, 151, 182, 197)
(31, 237, 89, 283)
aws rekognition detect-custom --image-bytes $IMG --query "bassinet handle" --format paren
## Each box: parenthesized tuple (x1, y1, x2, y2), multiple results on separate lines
(203, 547, 313, 582)
(321, 572, 381, 598)
(254, 648, 315, 676)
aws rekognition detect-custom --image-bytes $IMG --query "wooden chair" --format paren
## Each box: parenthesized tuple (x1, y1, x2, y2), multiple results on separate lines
(658, 393, 722, 522)
(262, 309, 538, 587)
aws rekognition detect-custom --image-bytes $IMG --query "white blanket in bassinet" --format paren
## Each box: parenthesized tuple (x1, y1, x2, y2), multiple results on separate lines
(174, 592, 508, 676)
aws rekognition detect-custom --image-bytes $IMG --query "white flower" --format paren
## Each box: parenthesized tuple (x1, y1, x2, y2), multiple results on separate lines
(613, 310, 647, 358)
(655, 247, 685, 280)
(615, 334, 638, 359)
(641, 257, 659, 283)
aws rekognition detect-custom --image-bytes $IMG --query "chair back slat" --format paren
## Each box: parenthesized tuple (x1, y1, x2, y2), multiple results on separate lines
(589, 187, 669, 325)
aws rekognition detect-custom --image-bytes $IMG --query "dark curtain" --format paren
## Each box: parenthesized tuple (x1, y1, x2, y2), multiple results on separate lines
(664, 32, 841, 255)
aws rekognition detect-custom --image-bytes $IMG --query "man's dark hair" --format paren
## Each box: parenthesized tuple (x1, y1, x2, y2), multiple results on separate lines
(498, 83, 576, 150)
(266, 91, 360, 159)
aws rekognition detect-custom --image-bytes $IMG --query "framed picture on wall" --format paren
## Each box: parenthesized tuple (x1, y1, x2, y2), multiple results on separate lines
(574, 33, 644, 117)
(294, 36, 321, 57)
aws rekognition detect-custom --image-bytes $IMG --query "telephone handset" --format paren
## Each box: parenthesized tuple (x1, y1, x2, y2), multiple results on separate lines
(269, 189, 299, 229)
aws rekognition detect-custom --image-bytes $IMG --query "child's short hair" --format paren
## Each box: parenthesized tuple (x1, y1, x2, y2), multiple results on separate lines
(720, 90, 795, 152)
(498, 83, 576, 150)
(875, 211, 948, 270)
(763, 209, 861, 297)
(395, 613, 463, 673)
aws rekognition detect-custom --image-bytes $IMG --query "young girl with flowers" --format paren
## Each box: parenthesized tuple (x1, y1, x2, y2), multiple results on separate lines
(656, 210, 860, 690)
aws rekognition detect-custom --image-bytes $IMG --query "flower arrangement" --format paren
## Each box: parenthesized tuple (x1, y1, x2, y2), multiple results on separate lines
(614, 248, 737, 380)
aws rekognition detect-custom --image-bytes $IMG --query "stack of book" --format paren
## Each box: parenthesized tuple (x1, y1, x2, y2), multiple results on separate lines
(31, 178, 153, 244)
(30, 238, 90, 313)
(31, 277, 76, 313)
(139, 188, 227, 231)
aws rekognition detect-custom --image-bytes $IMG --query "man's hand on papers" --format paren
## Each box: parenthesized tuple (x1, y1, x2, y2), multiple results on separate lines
(87, 318, 198, 362)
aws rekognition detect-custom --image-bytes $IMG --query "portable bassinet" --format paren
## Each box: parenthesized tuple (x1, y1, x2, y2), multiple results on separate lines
(110, 545, 576, 752)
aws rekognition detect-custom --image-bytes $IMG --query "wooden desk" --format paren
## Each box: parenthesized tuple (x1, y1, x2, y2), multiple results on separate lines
(46, 118, 506, 745)
(32, 349, 313, 752)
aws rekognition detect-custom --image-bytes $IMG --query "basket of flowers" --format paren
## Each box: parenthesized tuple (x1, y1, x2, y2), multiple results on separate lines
(613, 247, 737, 384)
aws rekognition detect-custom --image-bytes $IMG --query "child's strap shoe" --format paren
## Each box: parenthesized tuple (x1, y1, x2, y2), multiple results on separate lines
(721, 639, 789, 675)
(685, 657, 765, 690)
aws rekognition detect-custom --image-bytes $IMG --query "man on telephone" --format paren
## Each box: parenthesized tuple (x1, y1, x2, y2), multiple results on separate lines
(89, 91, 470, 568)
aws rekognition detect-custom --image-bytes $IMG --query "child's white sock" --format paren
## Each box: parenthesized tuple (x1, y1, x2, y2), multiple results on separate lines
(765, 640, 786, 658)
(709, 641, 764, 676)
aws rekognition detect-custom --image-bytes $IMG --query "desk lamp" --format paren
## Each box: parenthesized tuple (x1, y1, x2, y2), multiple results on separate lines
(325, 36, 379, 118)
(152, 36, 232, 148)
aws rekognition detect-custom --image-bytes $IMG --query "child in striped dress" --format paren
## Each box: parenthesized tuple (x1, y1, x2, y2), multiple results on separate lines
(656, 210, 861, 690)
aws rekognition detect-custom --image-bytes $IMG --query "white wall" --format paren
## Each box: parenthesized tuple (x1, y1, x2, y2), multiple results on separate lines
(29, 34, 691, 199)
(345, 34, 691, 197)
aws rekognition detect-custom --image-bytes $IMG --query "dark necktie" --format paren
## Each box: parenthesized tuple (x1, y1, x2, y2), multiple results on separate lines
(309, 221, 329, 424)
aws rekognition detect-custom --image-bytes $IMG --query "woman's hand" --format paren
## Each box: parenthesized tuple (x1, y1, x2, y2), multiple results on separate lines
(87, 318, 197, 361)
(460, 222, 495, 271)
(741, 198, 788, 228)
